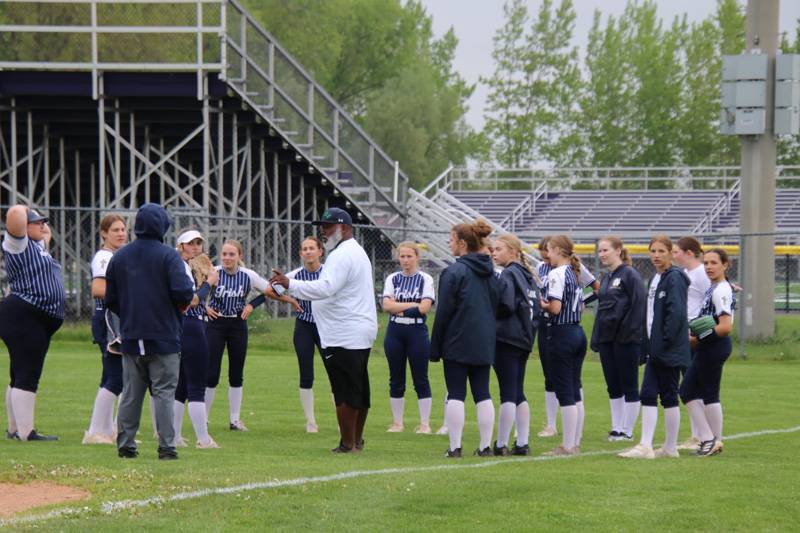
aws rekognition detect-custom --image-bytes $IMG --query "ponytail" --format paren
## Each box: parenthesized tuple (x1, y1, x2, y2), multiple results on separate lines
(570, 254, 582, 278)
(549, 234, 580, 276)
(600, 236, 631, 266)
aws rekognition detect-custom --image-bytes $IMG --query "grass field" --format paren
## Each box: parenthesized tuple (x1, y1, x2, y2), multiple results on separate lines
(1, 313, 799, 531)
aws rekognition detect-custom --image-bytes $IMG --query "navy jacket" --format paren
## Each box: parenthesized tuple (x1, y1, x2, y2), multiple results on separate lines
(105, 203, 194, 356)
(645, 266, 691, 368)
(430, 253, 498, 365)
(590, 264, 646, 350)
(495, 262, 537, 353)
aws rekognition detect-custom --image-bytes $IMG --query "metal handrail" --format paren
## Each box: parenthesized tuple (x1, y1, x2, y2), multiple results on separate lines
(419, 164, 454, 197)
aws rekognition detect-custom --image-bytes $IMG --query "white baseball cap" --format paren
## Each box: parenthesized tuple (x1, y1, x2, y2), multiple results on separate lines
(176, 229, 204, 244)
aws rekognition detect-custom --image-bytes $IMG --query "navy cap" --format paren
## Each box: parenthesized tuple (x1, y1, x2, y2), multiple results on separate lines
(312, 207, 352, 226)
(27, 208, 48, 224)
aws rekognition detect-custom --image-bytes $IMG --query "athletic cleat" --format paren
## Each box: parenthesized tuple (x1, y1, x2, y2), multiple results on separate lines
(608, 430, 627, 442)
(618, 444, 655, 459)
(355, 439, 365, 451)
(493, 441, 510, 457)
(537, 426, 557, 438)
(158, 448, 179, 460)
(229, 420, 249, 431)
(305, 422, 319, 433)
(511, 442, 530, 456)
(435, 424, 449, 435)
(331, 441, 354, 453)
(386, 422, 404, 433)
(697, 438, 723, 457)
(82, 431, 115, 445)
(174, 436, 189, 448)
(6, 430, 19, 440)
(677, 437, 701, 451)
(118, 447, 138, 459)
(621, 433, 633, 441)
(414, 424, 432, 434)
(542, 445, 576, 457)
(474, 446, 494, 457)
(445, 447, 462, 458)
(24, 430, 58, 441)
(196, 437, 220, 449)
(654, 447, 680, 458)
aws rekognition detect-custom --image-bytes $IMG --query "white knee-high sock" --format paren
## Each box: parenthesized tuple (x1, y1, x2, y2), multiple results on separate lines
(689, 407, 699, 439)
(445, 399, 465, 451)
(418, 397, 432, 425)
(88, 387, 116, 436)
(545, 391, 558, 429)
(6, 385, 17, 434)
(205, 387, 216, 417)
(663, 407, 680, 452)
(640, 406, 658, 448)
(390, 397, 404, 425)
(704, 403, 724, 439)
(685, 400, 713, 442)
(476, 399, 495, 450)
(497, 402, 515, 447)
(299, 388, 316, 424)
(575, 401, 585, 446)
(515, 401, 530, 446)
(610, 397, 624, 433)
(188, 401, 210, 443)
(229, 386, 243, 423)
(622, 401, 641, 437)
(561, 405, 578, 450)
(11, 388, 35, 440)
(173, 400, 185, 445)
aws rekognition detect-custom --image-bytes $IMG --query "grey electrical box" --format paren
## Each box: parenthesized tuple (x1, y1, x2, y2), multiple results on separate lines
(722, 54, 768, 81)
(775, 108, 800, 135)
(735, 108, 766, 135)
(776, 81, 800, 107)
(774, 55, 800, 135)
(776, 55, 800, 81)
(735, 81, 767, 108)
(720, 54, 768, 135)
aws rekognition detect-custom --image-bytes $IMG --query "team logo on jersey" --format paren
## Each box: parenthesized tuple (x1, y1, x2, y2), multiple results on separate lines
(549, 277, 556, 288)
(100, 258, 108, 269)
(658, 291, 666, 299)
(611, 278, 621, 288)
(721, 295, 728, 306)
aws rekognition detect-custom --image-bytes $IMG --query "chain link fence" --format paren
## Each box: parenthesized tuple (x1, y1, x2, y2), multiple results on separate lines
(0, 205, 798, 319)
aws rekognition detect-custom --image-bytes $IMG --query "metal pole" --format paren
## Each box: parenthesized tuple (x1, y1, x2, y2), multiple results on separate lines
(738, 237, 747, 359)
(740, 0, 779, 339)
(10, 98, 17, 204)
(786, 254, 790, 313)
(98, 74, 105, 208)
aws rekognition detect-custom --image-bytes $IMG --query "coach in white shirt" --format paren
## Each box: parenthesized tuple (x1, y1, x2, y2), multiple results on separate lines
(270, 208, 377, 453)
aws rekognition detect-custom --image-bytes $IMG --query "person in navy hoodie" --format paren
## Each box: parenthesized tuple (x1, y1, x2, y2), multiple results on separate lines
(105, 203, 194, 460)
(491, 233, 538, 456)
(431, 219, 498, 458)
(590, 236, 646, 442)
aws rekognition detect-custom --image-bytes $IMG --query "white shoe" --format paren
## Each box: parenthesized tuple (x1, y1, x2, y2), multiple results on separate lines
(537, 426, 558, 438)
(677, 437, 700, 451)
(435, 424, 449, 435)
(82, 431, 115, 445)
(618, 444, 655, 459)
(386, 422, 404, 433)
(229, 420, 249, 432)
(306, 422, 319, 433)
(196, 437, 220, 449)
(415, 424, 432, 434)
(174, 436, 189, 448)
(654, 447, 679, 458)
(541, 445, 577, 456)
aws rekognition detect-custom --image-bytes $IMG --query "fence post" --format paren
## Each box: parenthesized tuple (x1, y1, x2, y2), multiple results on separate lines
(786, 253, 791, 313)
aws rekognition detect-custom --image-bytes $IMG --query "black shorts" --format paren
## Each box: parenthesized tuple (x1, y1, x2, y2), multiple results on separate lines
(322, 346, 371, 409)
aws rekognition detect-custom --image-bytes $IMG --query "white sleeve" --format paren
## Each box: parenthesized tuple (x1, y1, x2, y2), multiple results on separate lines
(286, 267, 302, 280)
(579, 264, 596, 287)
(288, 252, 348, 301)
(243, 267, 269, 292)
(713, 283, 734, 316)
(421, 272, 435, 302)
(382, 273, 396, 298)
(546, 267, 565, 301)
(2, 231, 28, 254)
(91, 250, 113, 279)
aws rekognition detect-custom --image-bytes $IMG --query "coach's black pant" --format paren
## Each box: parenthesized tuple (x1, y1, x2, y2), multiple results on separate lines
(547, 324, 587, 407)
(0, 295, 62, 393)
(176, 317, 209, 403)
(640, 358, 682, 408)
(679, 336, 732, 405)
(597, 341, 640, 402)
(293, 318, 322, 389)
(322, 346, 371, 409)
(207, 316, 248, 388)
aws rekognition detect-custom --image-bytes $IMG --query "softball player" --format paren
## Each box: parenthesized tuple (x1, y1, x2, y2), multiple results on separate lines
(539, 235, 587, 456)
(679, 248, 734, 456)
(205, 239, 269, 431)
(174, 228, 220, 449)
(382, 241, 435, 435)
(620, 235, 690, 460)
(1, 205, 65, 441)
(590, 236, 646, 442)
(491, 234, 537, 456)
(83, 213, 128, 444)
(266, 236, 325, 433)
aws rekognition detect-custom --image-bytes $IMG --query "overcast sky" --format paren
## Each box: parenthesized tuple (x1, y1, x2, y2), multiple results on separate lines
(420, 0, 800, 131)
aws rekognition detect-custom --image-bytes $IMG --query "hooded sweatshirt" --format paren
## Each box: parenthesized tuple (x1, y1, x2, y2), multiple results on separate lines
(495, 261, 537, 352)
(430, 253, 498, 366)
(105, 203, 194, 356)
(644, 265, 691, 368)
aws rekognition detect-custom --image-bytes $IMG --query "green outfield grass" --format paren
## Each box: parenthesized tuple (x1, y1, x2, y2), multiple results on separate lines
(1, 314, 799, 531)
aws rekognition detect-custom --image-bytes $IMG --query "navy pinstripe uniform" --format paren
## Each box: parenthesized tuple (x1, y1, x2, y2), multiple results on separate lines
(176, 262, 211, 404)
(680, 282, 735, 405)
(382, 271, 434, 401)
(0, 232, 66, 393)
(90, 249, 123, 395)
(287, 266, 323, 388)
(207, 266, 268, 389)
(544, 265, 587, 406)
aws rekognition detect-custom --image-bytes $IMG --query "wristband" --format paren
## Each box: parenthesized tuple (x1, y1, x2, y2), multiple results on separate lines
(248, 294, 266, 308)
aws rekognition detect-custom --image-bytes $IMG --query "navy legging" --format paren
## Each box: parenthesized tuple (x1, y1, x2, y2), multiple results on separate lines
(443, 359, 491, 403)
(547, 324, 587, 407)
(176, 317, 209, 403)
(293, 318, 321, 389)
(206, 317, 248, 388)
(679, 336, 732, 405)
(640, 358, 682, 408)
(494, 342, 529, 405)
(92, 309, 123, 395)
(383, 322, 432, 399)
(597, 341, 640, 402)
(537, 323, 554, 392)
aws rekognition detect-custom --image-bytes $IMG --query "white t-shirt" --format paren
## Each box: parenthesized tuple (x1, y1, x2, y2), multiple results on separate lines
(685, 264, 711, 320)
(91, 249, 113, 279)
(288, 238, 378, 349)
(647, 273, 661, 339)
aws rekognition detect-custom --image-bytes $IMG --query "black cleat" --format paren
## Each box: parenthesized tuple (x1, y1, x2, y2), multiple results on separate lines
(474, 446, 493, 457)
(331, 441, 354, 453)
(493, 441, 510, 457)
(354, 439, 365, 451)
(608, 430, 627, 442)
(445, 447, 462, 458)
(118, 447, 138, 459)
(158, 447, 178, 460)
(696, 438, 722, 457)
(6, 430, 19, 440)
(511, 442, 530, 456)
(25, 430, 57, 441)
